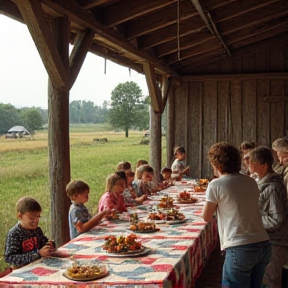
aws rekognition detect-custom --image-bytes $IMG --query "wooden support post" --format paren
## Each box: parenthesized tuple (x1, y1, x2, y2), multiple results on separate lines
(149, 107, 162, 184)
(48, 17, 71, 246)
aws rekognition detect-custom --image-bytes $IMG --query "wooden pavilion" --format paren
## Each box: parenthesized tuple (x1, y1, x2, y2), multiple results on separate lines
(1, 0, 288, 247)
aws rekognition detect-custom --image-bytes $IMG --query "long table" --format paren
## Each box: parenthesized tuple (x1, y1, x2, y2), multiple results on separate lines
(0, 183, 218, 288)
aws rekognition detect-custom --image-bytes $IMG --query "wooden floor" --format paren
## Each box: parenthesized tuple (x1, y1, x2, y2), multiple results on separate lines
(195, 241, 224, 288)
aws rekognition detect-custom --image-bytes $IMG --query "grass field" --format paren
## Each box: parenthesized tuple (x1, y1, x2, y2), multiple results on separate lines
(0, 124, 167, 270)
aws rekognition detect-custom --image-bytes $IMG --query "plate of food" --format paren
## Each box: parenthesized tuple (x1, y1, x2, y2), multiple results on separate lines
(176, 191, 198, 204)
(102, 234, 150, 257)
(166, 219, 187, 224)
(63, 261, 109, 281)
(127, 222, 160, 233)
(147, 211, 166, 223)
(165, 208, 186, 224)
(105, 247, 151, 257)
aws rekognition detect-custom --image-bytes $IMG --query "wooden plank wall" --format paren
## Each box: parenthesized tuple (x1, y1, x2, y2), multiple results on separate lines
(167, 42, 288, 179)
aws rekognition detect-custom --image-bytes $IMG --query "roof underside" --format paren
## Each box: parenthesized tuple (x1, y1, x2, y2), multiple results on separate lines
(1, 0, 288, 77)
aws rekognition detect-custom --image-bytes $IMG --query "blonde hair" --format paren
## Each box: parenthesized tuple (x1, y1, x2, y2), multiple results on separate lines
(116, 161, 131, 172)
(136, 159, 148, 169)
(106, 172, 126, 192)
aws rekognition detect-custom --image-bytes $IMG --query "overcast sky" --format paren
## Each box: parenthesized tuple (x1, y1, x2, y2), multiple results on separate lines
(0, 15, 148, 109)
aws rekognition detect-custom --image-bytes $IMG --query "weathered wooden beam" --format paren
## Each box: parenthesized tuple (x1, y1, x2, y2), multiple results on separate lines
(42, 0, 176, 76)
(98, 0, 177, 27)
(230, 22, 288, 50)
(125, 1, 197, 40)
(69, 29, 95, 90)
(143, 62, 162, 113)
(176, 72, 288, 82)
(210, 0, 281, 23)
(16, 0, 68, 88)
(78, 0, 112, 9)
(191, 0, 231, 56)
(165, 39, 222, 65)
(0, 0, 24, 23)
(161, 75, 171, 113)
(219, 2, 288, 36)
(138, 18, 206, 50)
(154, 33, 214, 58)
(226, 17, 288, 46)
(48, 16, 71, 247)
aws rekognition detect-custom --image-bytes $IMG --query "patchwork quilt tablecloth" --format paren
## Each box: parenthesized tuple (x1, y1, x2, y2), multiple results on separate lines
(0, 184, 218, 288)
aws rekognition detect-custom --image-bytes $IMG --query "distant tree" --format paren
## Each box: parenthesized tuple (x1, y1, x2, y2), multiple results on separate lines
(109, 81, 146, 137)
(94, 101, 109, 123)
(134, 95, 150, 130)
(21, 108, 43, 132)
(69, 100, 81, 123)
(37, 107, 48, 125)
(0, 103, 22, 134)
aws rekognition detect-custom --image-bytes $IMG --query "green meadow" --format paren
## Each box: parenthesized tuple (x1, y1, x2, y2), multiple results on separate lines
(0, 124, 167, 270)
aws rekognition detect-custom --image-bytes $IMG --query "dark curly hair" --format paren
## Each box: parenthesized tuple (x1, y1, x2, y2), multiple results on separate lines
(208, 142, 242, 174)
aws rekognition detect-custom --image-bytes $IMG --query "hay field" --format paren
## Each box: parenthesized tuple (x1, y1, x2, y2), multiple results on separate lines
(0, 125, 165, 270)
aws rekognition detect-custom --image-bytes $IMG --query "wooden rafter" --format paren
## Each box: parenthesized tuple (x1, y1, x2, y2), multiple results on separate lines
(219, 2, 288, 36)
(125, 1, 197, 40)
(210, 0, 282, 24)
(191, 0, 231, 56)
(161, 75, 171, 112)
(79, 0, 112, 9)
(0, 0, 24, 23)
(98, 0, 177, 27)
(15, 0, 68, 88)
(42, 0, 176, 76)
(69, 29, 95, 89)
(143, 62, 163, 113)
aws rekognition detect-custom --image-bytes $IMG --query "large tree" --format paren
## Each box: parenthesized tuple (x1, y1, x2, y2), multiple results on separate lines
(109, 81, 146, 137)
(21, 108, 43, 132)
(0, 103, 22, 134)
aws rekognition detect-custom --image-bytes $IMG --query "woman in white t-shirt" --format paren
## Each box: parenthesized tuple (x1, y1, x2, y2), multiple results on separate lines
(202, 142, 271, 288)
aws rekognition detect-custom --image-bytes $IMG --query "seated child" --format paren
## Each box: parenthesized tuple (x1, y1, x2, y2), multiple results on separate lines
(133, 164, 156, 197)
(98, 172, 127, 213)
(171, 146, 190, 180)
(249, 147, 288, 288)
(123, 171, 147, 205)
(116, 161, 132, 173)
(161, 167, 173, 184)
(5, 197, 55, 269)
(66, 180, 112, 239)
(136, 159, 148, 169)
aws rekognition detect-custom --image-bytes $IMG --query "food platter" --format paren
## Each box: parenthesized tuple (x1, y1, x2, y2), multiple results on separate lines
(126, 227, 160, 233)
(105, 247, 151, 258)
(166, 219, 187, 224)
(175, 198, 198, 204)
(62, 265, 109, 281)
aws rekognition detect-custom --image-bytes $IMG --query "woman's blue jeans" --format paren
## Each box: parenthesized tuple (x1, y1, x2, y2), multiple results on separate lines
(222, 240, 271, 288)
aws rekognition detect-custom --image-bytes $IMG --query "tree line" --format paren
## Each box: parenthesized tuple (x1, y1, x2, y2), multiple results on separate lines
(0, 81, 151, 136)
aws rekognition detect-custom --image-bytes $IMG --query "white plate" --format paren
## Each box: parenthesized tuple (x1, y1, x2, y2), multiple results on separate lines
(62, 265, 109, 281)
(126, 227, 160, 233)
(105, 247, 151, 257)
(166, 219, 187, 224)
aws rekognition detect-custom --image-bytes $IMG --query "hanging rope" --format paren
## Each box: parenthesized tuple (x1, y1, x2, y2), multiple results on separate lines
(177, 0, 181, 61)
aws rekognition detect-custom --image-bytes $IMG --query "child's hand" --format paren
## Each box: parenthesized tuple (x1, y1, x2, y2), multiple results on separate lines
(46, 240, 56, 253)
(38, 244, 51, 257)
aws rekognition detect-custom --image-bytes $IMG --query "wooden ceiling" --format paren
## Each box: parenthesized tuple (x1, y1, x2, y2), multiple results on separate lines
(1, 0, 288, 77)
